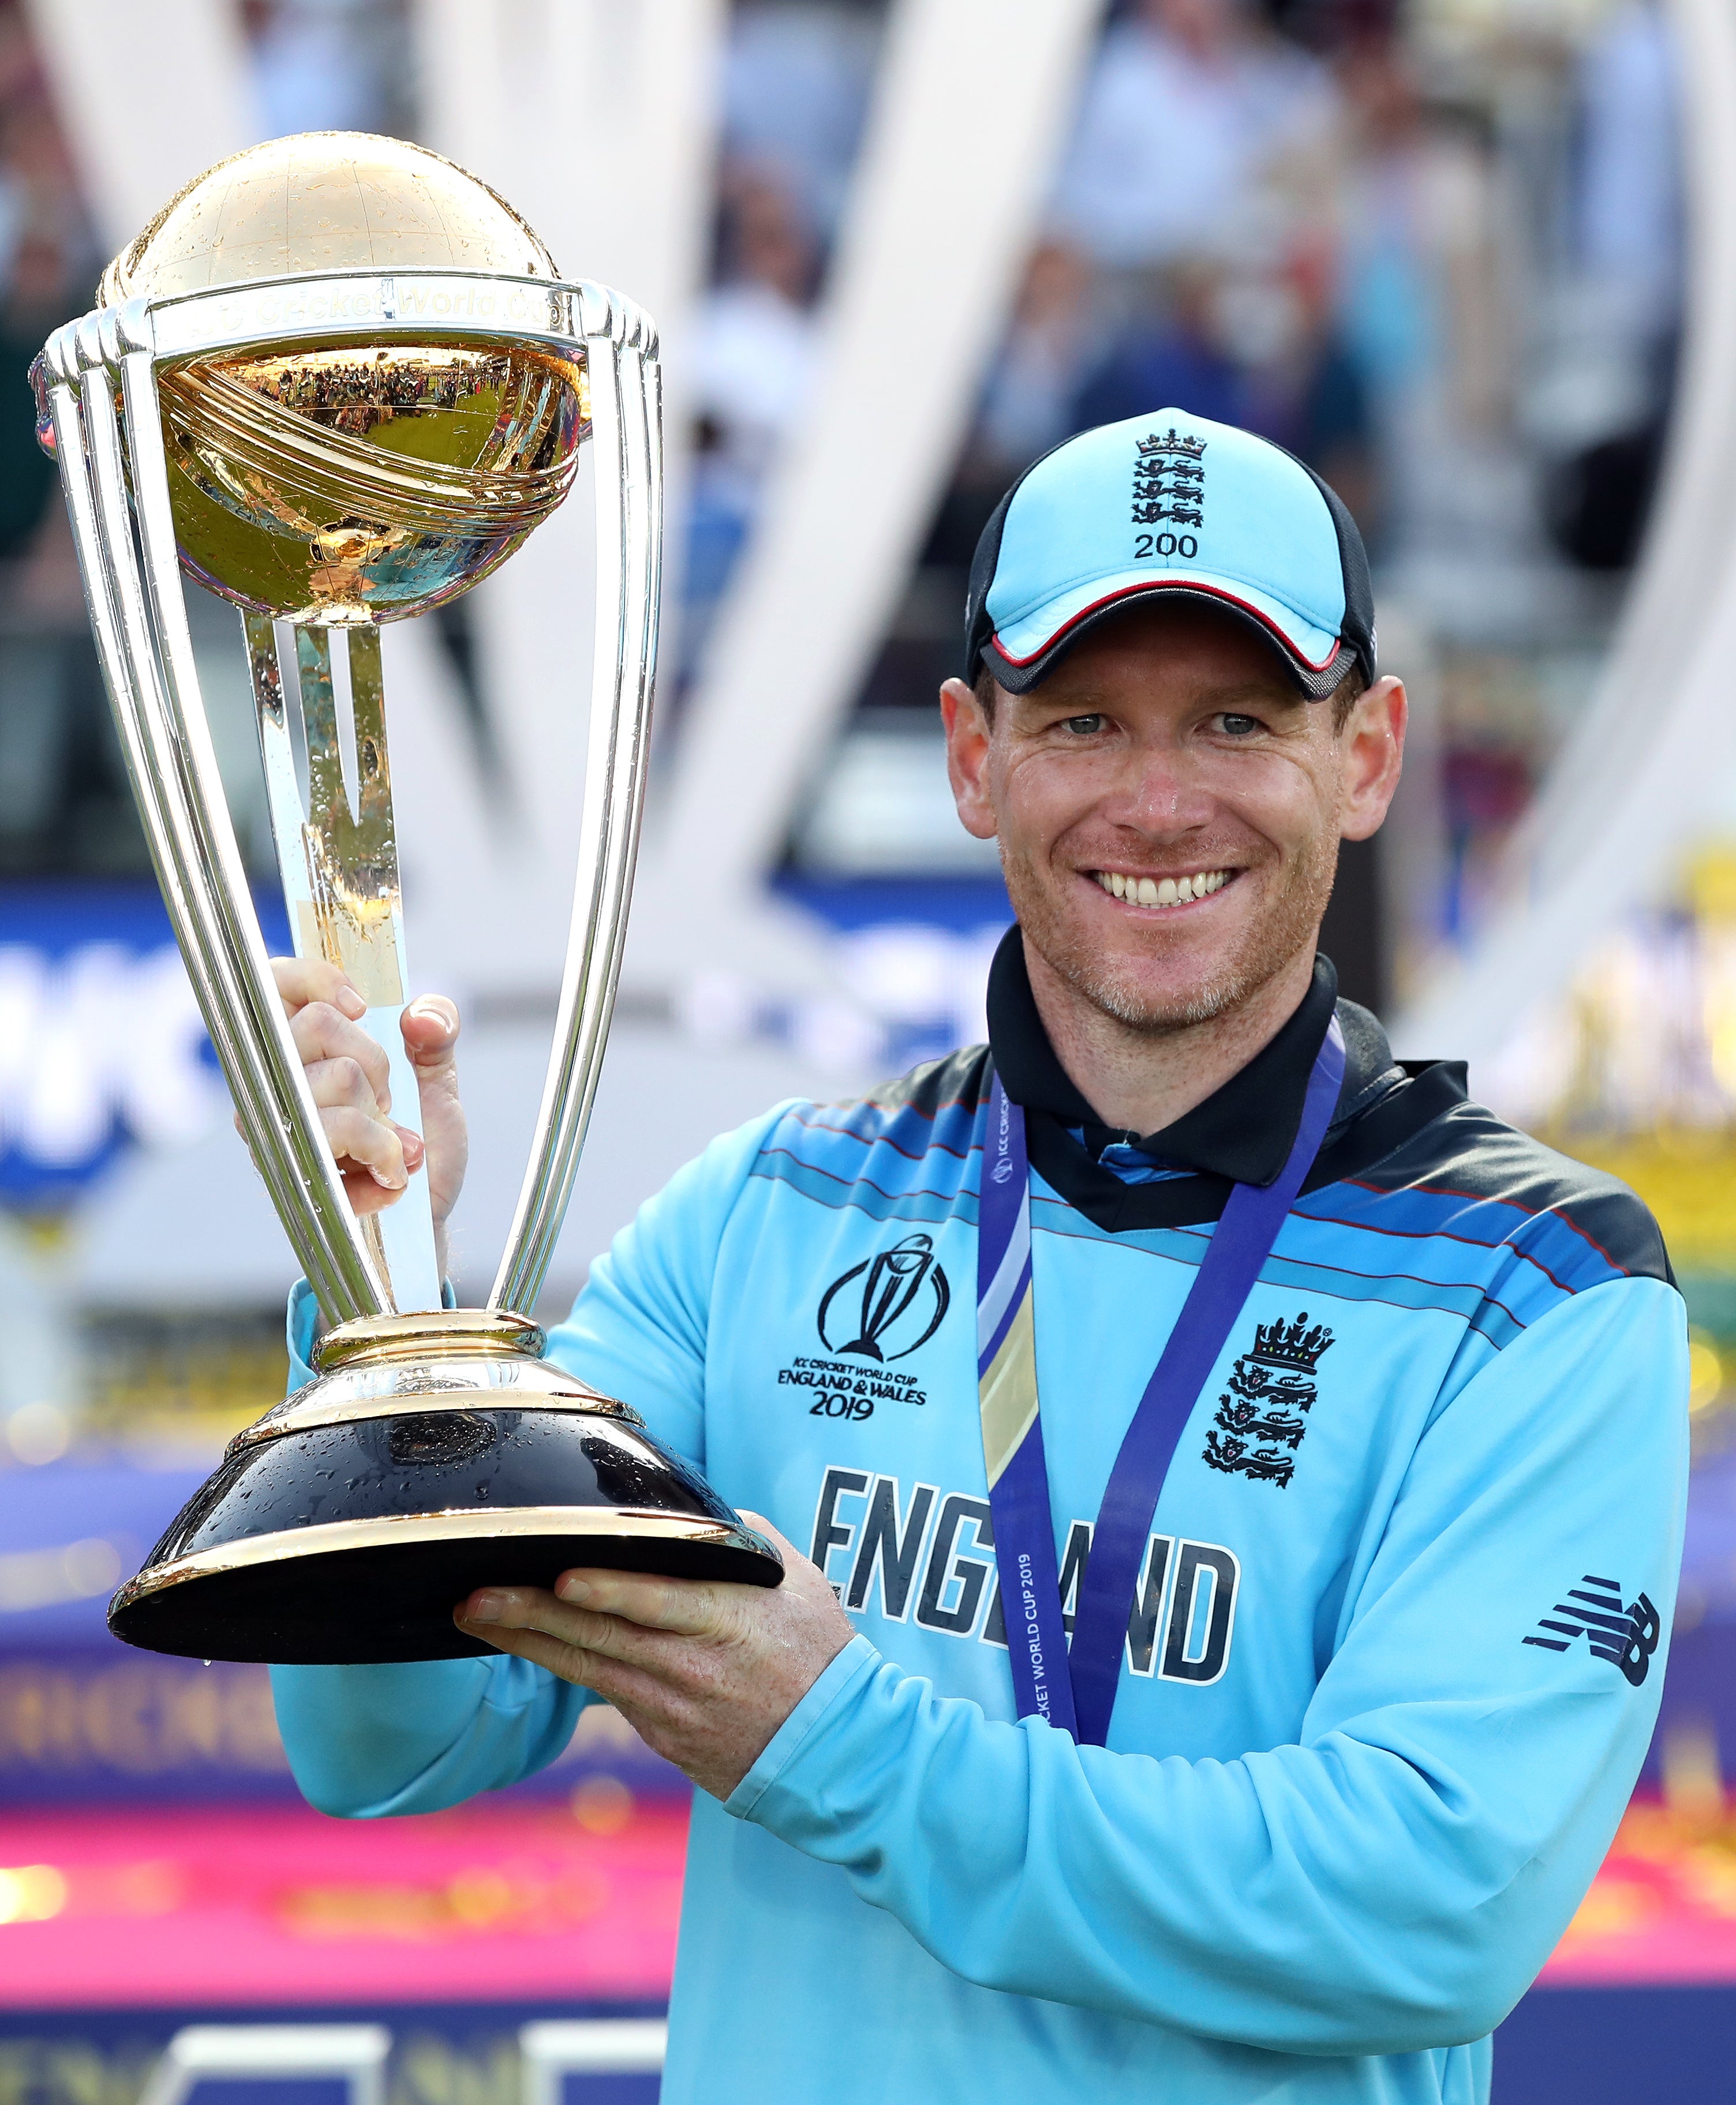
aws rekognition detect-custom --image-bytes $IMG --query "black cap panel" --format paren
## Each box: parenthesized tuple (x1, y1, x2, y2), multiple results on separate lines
(982, 583, 1353, 699)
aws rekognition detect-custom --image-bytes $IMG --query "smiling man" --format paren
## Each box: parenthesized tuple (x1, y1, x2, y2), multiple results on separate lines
(269, 411, 1688, 2105)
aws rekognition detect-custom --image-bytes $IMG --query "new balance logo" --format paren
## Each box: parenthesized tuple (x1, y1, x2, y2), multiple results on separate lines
(1523, 1574, 1660, 1687)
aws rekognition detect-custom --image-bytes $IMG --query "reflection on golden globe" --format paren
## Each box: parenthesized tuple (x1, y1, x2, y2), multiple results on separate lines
(99, 133, 589, 625)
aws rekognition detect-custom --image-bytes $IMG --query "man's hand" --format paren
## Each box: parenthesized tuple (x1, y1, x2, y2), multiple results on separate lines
(454, 1516, 856, 1801)
(248, 958, 470, 1272)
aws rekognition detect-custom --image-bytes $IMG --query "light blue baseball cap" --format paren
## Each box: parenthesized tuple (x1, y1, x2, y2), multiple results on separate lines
(964, 411, 1376, 701)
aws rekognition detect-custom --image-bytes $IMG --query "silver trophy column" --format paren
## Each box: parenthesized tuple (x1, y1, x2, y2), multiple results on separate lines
(41, 276, 658, 1325)
(38, 235, 776, 1664)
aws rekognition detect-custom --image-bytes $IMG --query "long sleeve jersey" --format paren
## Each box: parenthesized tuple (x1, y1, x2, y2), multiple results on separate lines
(271, 948, 1688, 2105)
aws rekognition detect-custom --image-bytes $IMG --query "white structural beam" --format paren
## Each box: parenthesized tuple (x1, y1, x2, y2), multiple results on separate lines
(415, 0, 721, 355)
(411, 0, 724, 998)
(22, 0, 258, 250)
(1391, 0, 1736, 1073)
(626, 0, 1108, 997)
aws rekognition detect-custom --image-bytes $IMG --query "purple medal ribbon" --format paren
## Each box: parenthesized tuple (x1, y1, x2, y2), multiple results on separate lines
(975, 1015, 1346, 1748)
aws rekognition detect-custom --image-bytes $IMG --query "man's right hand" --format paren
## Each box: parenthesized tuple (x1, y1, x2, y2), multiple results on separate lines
(252, 958, 470, 1267)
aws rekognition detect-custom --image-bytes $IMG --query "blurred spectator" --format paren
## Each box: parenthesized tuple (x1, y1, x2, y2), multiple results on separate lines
(1050, 0, 1338, 271)
(1239, 235, 1372, 512)
(721, 0, 881, 242)
(0, 2, 126, 877)
(247, 0, 405, 140)
(0, 16, 91, 559)
(1575, 1, 1679, 371)
(1072, 261, 1248, 435)
(1333, 37, 1505, 556)
(1068, 249, 1371, 508)
(683, 165, 822, 675)
(974, 241, 1101, 479)
(693, 164, 821, 475)
(1542, 0, 1680, 571)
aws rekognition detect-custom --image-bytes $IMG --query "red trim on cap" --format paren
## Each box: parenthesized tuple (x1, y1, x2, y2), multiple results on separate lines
(991, 577, 1344, 675)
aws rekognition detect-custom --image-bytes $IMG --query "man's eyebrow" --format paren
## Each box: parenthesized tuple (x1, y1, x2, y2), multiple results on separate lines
(1018, 678, 1300, 715)
(1198, 681, 1304, 712)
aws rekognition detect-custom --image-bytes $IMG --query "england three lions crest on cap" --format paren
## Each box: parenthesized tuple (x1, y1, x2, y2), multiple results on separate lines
(1132, 428, 1206, 530)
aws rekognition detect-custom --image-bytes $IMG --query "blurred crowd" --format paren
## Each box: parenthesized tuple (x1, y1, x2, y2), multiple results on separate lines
(0, 0, 1686, 874)
(691, 0, 1682, 694)
(0, 1, 109, 878)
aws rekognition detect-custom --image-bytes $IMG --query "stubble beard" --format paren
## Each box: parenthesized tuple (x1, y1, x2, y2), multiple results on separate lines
(1001, 827, 1341, 1036)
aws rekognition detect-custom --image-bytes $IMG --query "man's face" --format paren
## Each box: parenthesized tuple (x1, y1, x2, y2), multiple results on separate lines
(941, 602, 1406, 1033)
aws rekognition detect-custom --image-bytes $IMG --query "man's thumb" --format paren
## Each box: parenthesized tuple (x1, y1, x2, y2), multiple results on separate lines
(402, 995, 459, 1066)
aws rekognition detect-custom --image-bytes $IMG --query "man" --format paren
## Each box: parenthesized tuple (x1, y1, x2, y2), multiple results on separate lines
(268, 411, 1686, 2104)
(1050, 0, 1336, 271)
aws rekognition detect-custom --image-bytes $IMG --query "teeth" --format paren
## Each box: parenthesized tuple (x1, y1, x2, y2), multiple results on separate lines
(1092, 869, 1230, 908)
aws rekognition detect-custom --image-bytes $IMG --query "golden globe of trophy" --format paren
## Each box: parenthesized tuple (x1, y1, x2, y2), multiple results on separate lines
(33, 133, 781, 1664)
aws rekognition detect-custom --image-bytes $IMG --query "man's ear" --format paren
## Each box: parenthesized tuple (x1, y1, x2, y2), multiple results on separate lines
(940, 676, 998, 841)
(1338, 675, 1406, 842)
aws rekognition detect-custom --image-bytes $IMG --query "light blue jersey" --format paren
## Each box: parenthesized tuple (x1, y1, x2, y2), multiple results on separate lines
(272, 955, 1688, 2103)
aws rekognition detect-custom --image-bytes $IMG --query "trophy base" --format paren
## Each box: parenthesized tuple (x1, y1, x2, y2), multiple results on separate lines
(108, 1508, 779, 1664)
(107, 1310, 784, 1665)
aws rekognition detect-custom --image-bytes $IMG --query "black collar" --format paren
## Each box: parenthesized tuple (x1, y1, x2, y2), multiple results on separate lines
(988, 926, 1344, 1185)
(986, 925, 1422, 1231)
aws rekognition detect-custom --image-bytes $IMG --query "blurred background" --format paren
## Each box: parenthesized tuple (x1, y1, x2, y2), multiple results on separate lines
(1, 0, 1733, 2097)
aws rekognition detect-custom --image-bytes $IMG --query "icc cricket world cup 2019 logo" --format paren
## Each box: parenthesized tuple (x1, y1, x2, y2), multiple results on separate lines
(818, 1234, 952, 1364)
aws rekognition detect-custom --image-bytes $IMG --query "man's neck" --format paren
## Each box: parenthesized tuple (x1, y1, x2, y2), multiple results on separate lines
(1022, 936, 1320, 1137)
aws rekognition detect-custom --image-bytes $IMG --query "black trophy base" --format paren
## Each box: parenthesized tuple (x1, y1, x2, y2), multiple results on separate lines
(106, 1312, 784, 1666)
(109, 1515, 783, 1664)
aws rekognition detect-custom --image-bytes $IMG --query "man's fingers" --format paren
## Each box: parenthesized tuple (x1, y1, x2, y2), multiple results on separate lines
(456, 1582, 705, 1662)
(320, 1106, 407, 1190)
(455, 1585, 639, 1653)
(270, 955, 365, 1021)
(549, 1567, 732, 1637)
(304, 1052, 388, 1117)
(455, 1516, 858, 1802)
(453, 1614, 671, 1711)
(253, 961, 455, 1242)
(261, 964, 384, 1144)
(290, 1002, 392, 1113)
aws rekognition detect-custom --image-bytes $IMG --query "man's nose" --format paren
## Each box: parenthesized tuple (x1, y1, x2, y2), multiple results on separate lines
(1105, 744, 1211, 833)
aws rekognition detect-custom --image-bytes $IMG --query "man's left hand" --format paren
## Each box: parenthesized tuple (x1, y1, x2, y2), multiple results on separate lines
(453, 1516, 856, 1801)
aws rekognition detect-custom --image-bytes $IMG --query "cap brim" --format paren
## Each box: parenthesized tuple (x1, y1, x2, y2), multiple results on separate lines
(985, 570, 1350, 700)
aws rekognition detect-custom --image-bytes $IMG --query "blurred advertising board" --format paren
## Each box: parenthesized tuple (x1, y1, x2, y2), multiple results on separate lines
(0, 1461, 682, 1806)
(0, 885, 282, 1212)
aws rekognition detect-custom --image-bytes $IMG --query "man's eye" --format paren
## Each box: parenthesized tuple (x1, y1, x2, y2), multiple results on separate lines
(1063, 714, 1104, 735)
(1217, 713, 1262, 737)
